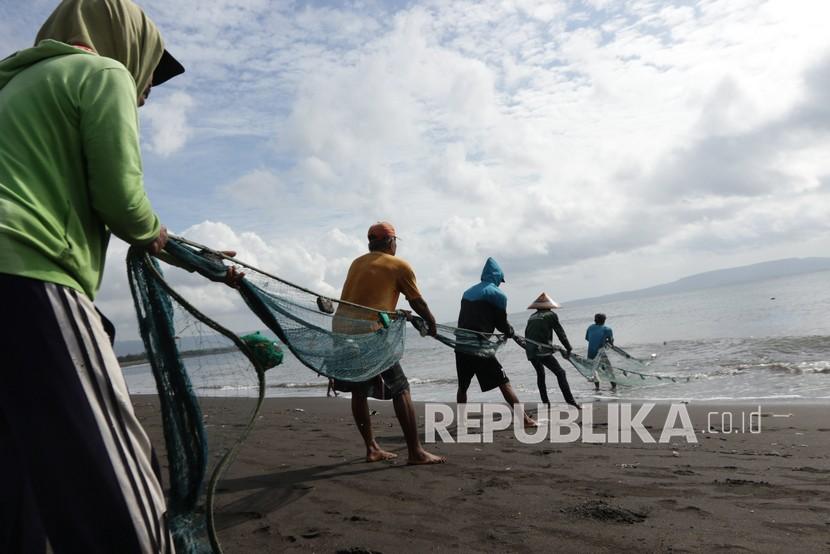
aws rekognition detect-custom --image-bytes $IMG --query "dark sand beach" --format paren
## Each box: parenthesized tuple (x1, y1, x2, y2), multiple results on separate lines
(133, 396, 830, 553)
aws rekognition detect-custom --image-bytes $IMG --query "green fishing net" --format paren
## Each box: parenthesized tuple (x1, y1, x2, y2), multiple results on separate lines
(124, 238, 412, 552)
(128, 248, 267, 553)
(411, 319, 509, 357)
(568, 345, 692, 385)
(516, 337, 688, 386)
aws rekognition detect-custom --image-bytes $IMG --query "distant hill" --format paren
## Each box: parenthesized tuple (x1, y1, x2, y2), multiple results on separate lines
(565, 257, 830, 307)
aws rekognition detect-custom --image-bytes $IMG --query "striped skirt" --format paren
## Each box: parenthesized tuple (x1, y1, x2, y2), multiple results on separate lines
(0, 274, 172, 553)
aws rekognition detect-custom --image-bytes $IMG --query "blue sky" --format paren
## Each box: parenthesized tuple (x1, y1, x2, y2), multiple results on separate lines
(3, 0, 830, 338)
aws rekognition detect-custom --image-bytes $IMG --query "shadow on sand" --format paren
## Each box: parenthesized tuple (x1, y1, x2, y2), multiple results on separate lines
(213, 457, 405, 530)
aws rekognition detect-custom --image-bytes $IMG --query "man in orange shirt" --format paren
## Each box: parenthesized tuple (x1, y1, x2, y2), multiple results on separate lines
(335, 222, 445, 464)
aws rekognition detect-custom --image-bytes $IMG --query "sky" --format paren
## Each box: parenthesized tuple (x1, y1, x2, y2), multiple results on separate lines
(3, 0, 830, 340)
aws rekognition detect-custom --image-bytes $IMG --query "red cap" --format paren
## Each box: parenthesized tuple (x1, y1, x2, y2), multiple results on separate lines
(367, 221, 397, 241)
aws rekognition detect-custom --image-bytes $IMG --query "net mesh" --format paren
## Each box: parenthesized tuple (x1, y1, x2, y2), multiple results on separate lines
(515, 338, 690, 386)
(568, 345, 693, 385)
(239, 262, 409, 381)
(413, 320, 509, 357)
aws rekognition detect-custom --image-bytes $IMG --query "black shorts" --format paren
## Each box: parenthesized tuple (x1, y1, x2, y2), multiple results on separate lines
(455, 352, 509, 393)
(333, 362, 410, 400)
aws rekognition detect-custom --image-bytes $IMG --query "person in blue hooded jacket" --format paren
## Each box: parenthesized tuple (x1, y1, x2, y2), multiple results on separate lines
(455, 258, 535, 426)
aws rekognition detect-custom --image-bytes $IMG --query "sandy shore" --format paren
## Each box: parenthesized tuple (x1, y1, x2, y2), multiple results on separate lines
(132, 396, 830, 553)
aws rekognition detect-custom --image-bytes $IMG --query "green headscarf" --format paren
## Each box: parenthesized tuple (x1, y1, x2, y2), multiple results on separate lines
(35, 0, 165, 95)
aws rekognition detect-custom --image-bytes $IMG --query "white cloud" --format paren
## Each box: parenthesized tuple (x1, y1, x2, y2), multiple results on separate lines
(141, 91, 194, 157)
(218, 169, 284, 208)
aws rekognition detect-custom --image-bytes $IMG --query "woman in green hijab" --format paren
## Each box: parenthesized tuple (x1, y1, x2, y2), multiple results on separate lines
(0, 1, 182, 552)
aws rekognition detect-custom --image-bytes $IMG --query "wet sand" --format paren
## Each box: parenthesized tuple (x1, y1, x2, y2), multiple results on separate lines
(132, 396, 830, 553)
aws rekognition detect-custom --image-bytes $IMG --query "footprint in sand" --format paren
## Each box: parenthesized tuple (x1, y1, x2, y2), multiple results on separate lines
(677, 505, 711, 516)
(300, 528, 321, 539)
(562, 500, 648, 524)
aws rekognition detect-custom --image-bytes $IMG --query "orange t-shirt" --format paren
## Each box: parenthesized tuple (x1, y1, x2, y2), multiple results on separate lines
(334, 252, 422, 331)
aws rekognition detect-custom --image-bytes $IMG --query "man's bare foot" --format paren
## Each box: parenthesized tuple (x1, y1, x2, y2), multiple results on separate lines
(524, 417, 538, 428)
(407, 449, 446, 465)
(366, 447, 398, 462)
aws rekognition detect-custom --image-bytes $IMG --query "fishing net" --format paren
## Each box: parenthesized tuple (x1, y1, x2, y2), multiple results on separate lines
(410, 319, 509, 357)
(127, 248, 269, 553)
(514, 337, 691, 386)
(235, 262, 409, 381)
(568, 345, 693, 385)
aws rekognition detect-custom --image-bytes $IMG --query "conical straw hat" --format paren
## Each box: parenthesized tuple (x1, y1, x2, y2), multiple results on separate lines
(528, 292, 560, 310)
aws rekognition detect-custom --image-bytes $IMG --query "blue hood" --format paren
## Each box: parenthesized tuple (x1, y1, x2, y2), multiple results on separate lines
(461, 257, 507, 310)
(480, 257, 505, 285)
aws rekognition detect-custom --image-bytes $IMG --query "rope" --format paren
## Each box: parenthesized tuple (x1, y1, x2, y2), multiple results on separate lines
(168, 234, 397, 317)
(410, 318, 510, 341)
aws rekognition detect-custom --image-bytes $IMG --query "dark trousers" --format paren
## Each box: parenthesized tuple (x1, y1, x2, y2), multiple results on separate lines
(530, 356, 577, 406)
(0, 274, 171, 553)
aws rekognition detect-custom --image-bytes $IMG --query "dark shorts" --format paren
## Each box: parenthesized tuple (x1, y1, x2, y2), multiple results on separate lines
(333, 362, 410, 400)
(455, 352, 509, 393)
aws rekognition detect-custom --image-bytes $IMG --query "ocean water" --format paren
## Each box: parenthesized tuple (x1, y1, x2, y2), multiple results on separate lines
(124, 270, 830, 403)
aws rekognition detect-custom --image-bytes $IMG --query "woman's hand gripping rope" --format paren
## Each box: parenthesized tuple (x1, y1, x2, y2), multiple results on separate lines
(144, 224, 168, 255)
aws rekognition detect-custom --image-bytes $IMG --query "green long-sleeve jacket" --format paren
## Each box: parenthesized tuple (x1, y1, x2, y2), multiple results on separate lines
(524, 309, 572, 360)
(0, 40, 160, 299)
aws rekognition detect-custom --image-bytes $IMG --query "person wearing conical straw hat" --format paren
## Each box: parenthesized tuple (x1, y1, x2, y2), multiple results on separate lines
(522, 293, 580, 408)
